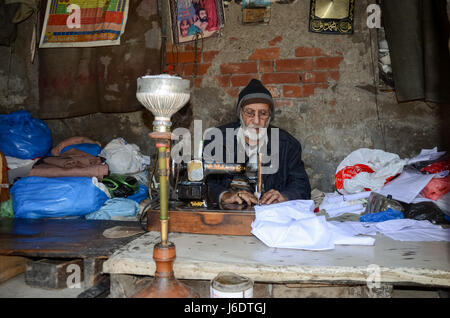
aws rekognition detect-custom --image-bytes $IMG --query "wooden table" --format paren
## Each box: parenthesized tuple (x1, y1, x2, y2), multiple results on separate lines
(0, 217, 145, 289)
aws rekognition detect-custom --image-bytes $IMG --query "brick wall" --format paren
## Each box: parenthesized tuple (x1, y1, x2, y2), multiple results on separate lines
(164, 36, 343, 108)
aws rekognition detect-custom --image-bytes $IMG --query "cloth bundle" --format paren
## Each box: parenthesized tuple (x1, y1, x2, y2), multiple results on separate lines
(29, 148, 108, 180)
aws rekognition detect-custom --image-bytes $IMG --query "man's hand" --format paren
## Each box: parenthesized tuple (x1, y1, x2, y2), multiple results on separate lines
(260, 189, 287, 205)
(221, 190, 258, 206)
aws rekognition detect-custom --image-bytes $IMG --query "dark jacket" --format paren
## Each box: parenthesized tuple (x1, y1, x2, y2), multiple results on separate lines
(204, 121, 311, 203)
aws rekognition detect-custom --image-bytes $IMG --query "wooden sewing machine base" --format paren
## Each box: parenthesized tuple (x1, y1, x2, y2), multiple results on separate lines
(146, 207, 255, 236)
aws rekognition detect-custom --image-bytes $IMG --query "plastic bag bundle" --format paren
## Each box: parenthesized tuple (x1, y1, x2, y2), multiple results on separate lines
(0, 110, 52, 159)
(335, 148, 407, 194)
(11, 176, 108, 219)
(85, 198, 140, 220)
(100, 138, 150, 174)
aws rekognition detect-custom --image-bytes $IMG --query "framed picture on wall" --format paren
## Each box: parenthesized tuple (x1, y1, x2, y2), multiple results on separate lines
(309, 0, 355, 34)
(169, 0, 225, 44)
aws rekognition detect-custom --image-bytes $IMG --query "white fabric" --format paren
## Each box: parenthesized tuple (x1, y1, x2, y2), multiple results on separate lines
(319, 192, 369, 218)
(251, 200, 375, 250)
(331, 219, 450, 242)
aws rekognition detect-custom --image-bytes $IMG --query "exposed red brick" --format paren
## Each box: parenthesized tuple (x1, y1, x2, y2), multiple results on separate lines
(268, 36, 283, 46)
(275, 99, 294, 108)
(203, 50, 219, 63)
(226, 87, 240, 98)
(193, 77, 203, 88)
(260, 60, 274, 73)
(329, 100, 337, 106)
(183, 63, 211, 76)
(303, 84, 329, 97)
(261, 73, 300, 84)
(283, 85, 303, 98)
(302, 71, 340, 83)
(249, 48, 280, 60)
(315, 56, 344, 70)
(215, 75, 230, 88)
(295, 47, 327, 57)
(276, 59, 314, 72)
(266, 86, 281, 98)
(220, 62, 258, 74)
(166, 51, 200, 64)
(231, 75, 255, 87)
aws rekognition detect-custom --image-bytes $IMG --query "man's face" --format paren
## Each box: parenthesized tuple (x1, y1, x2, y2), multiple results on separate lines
(199, 10, 208, 22)
(180, 20, 189, 36)
(240, 103, 271, 140)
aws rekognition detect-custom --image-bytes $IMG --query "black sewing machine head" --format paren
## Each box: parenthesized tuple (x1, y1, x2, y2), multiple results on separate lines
(169, 159, 258, 207)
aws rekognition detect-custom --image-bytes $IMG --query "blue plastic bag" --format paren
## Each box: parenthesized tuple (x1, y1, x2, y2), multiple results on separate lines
(0, 110, 52, 159)
(360, 208, 404, 223)
(60, 143, 102, 156)
(127, 184, 149, 203)
(11, 176, 108, 219)
(85, 198, 140, 220)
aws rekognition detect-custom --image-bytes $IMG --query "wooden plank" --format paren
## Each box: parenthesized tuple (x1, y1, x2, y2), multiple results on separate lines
(0, 255, 28, 283)
(146, 209, 255, 236)
(0, 218, 145, 258)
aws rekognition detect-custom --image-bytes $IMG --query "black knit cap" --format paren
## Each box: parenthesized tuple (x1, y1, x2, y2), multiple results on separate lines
(236, 79, 274, 120)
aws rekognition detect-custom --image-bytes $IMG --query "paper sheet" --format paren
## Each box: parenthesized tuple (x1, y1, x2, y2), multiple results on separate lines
(407, 147, 446, 165)
(377, 169, 435, 203)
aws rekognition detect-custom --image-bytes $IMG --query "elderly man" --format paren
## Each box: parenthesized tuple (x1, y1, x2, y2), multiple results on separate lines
(205, 79, 311, 206)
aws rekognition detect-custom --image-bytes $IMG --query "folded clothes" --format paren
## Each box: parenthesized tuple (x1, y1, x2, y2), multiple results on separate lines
(28, 163, 108, 180)
(43, 148, 102, 168)
(29, 148, 108, 180)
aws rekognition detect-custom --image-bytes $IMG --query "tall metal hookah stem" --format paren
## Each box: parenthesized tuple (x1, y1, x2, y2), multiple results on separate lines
(158, 143, 169, 246)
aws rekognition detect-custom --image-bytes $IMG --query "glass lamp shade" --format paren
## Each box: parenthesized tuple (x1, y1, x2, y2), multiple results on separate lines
(136, 75, 190, 131)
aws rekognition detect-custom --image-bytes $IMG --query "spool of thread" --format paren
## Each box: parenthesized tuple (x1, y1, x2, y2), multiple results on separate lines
(210, 272, 254, 298)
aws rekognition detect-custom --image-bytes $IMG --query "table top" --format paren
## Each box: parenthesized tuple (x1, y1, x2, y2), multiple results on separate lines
(103, 231, 450, 287)
(0, 218, 145, 258)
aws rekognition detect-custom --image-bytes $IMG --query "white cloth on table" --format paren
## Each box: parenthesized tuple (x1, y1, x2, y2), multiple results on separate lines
(330, 219, 450, 242)
(251, 200, 375, 250)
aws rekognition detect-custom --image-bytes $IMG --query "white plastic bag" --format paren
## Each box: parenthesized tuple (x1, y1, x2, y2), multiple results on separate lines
(100, 138, 150, 174)
(335, 148, 407, 194)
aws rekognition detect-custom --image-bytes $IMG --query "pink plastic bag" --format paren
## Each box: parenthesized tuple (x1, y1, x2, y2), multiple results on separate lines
(421, 176, 450, 201)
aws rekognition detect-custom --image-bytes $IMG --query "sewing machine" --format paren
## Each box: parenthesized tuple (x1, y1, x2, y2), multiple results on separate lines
(168, 145, 263, 209)
(146, 149, 263, 235)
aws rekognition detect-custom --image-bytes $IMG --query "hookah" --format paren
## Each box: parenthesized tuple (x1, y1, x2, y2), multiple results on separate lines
(132, 74, 199, 298)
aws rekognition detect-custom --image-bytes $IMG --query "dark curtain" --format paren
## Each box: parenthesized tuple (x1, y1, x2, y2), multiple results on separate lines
(38, 0, 162, 119)
(380, 0, 450, 103)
